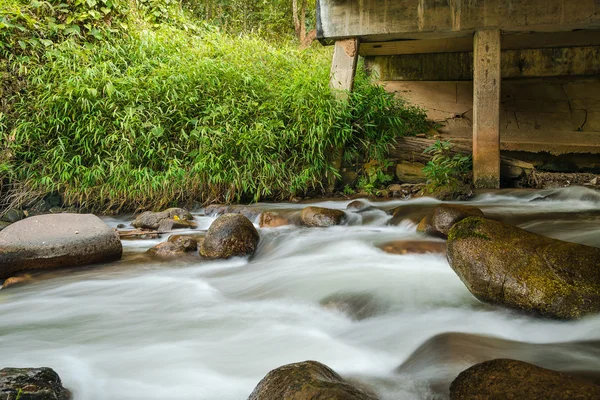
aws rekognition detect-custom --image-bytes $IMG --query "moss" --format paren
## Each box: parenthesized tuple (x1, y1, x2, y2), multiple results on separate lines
(447, 217, 491, 241)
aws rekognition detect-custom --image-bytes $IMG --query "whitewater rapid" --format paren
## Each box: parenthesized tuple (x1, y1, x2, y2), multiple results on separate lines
(1, 187, 600, 399)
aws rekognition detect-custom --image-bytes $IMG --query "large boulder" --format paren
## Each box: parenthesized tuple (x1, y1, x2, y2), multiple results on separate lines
(320, 292, 386, 321)
(132, 208, 195, 230)
(0, 367, 71, 400)
(247, 361, 378, 400)
(300, 206, 346, 227)
(447, 217, 600, 319)
(417, 204, 484, 238)
(0, 214, 122, 279)
(450, 359, 600, 400)
(200, 214, 259, 259)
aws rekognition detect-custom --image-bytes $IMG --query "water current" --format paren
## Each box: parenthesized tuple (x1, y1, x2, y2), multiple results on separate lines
(1, 187, 600, 399)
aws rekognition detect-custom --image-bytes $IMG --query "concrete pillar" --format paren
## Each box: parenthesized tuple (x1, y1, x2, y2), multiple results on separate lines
(330, 38, 360, 99)
(473, 29, 501, 188)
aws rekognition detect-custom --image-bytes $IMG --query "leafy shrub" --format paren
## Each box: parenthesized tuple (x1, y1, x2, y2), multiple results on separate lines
(1, 23, 429, 212)
(422, 140, 472, 188)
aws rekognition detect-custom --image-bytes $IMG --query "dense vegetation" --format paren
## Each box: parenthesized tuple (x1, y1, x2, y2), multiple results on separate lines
(0, 0, 428, 213)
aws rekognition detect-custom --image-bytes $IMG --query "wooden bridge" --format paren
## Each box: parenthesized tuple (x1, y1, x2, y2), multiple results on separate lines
(317, 0, 600, 187)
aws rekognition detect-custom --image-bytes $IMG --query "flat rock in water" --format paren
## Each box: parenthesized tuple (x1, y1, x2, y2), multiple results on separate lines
(0, 367, 71, 400)
(300, 206, 346, 227)
(247, 361, 378, 400)
(447, 217, 600, 319)
(259, 211, 296, 228)
(450, 359, 600, 400)
(132, 208, 195, 230)
(0, 214, 122, 279)
(378, 240, 446, 255)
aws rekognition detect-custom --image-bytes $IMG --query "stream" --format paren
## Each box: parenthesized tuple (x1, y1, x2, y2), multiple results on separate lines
(1, 187, 600, 399)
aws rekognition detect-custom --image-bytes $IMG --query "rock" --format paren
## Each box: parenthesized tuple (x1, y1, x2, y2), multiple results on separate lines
(200, 214, 259, 259)
(259, 211, 292, 228)
(450, 359, 600, 400)
(49, 207, 63, 214)
(421, 182, 474, 201)
(117, 224, 126, 229)
(378, 240, 446, 255)
(0, 221, 10, 231)
(417, 205, 484, 238)
(396, 161, 426, 184)
(320, 292, 385, 320)
(1, 209, 23, 223)
(204, 204, 261, 221)
(132, 208, 195, 230)
(447, 217, 600, 319)
(591, 177, 598, 186)
(396, 332, 600, 397)
(45, 193, 62, 208)
(346, 200, 370, 212)
(148, 234, 202, 257)
(0, 214, 123, 279)
(118, 229, 160, 240)
(300, 206, 346, 227)
(247, 360, 378, 400)
(2, 275, 32, 289)
(0, 367, 71, 400)
(387, 203, 438, 225)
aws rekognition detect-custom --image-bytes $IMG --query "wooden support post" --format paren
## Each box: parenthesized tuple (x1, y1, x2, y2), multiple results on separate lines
(330, 38, 359, 99)
(473, 29, 501, 188)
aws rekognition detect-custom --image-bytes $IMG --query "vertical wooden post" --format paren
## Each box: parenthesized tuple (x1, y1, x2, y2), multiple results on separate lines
(330, 38, 360, 99)
(327, 38, 360, 192)
(473, 29, 501, 188)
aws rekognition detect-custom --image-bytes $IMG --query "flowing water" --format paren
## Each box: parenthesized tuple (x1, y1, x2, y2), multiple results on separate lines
(1, 187, 600, 399)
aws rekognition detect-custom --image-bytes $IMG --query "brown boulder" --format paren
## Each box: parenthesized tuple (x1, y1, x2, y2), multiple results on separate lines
(417, 205, 484, 238)
(378, 240, 446, 255)
(247, 361, 378, 400)
(450, 359, 600, 400)
(387, 203, 438, 225)
(132, 208, 195, 230)
(147, 235, 203, 257)
(346, 200, 370, 212)
(447, 217, 600, 319)
(300, 206, 346, 227)
(200, 214, 259, 259)
(0, 214, 122, 279)
(259, 211, 293, 228)
(0, 367, 71, 400)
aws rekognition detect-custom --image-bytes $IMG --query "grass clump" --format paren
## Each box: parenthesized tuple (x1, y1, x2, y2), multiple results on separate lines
(1, 3, 428, 213)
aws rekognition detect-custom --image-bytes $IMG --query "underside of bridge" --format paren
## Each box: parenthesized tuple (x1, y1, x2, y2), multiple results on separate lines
(318, 0, 600, 188)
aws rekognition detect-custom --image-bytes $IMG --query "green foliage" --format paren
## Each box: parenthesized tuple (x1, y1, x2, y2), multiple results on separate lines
(1, 23, 428, 212)
(422, 140, 472, 188)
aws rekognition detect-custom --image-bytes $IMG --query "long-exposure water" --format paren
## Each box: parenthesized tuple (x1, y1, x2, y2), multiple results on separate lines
(1, 187, 600, 399)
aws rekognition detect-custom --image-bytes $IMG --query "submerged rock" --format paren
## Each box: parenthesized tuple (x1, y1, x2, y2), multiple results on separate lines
(132, 208, 195, 230)
(387, 203, 438, 225)
(450, 359, 600, 400)
(204, 204, 261, 221)
(320, 292, 385, 321)
(447, 217, 600, 319)
(0, 214, 122, 279)
(417, 204, 484, 238)
(300, 206, 346, 227)
(0, 367, 71, 400)
(200, 214, 259, 259)
(2, 275, 32, 289)
(378, 240, 446, 255)
(346, 200, 371, 212)
(247, 360, 378, 400)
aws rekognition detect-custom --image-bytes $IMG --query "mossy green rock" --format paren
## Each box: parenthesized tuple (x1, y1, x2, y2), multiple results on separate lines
(247, 360, 378, 400)
(447, 217, 600, 319)
(450, 359, 600, 400)
(0, 367, 71, 400)
(200, 214, 259, 259)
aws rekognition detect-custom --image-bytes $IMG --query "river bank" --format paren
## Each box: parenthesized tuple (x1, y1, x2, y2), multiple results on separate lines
(1, 187, 600, 399)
